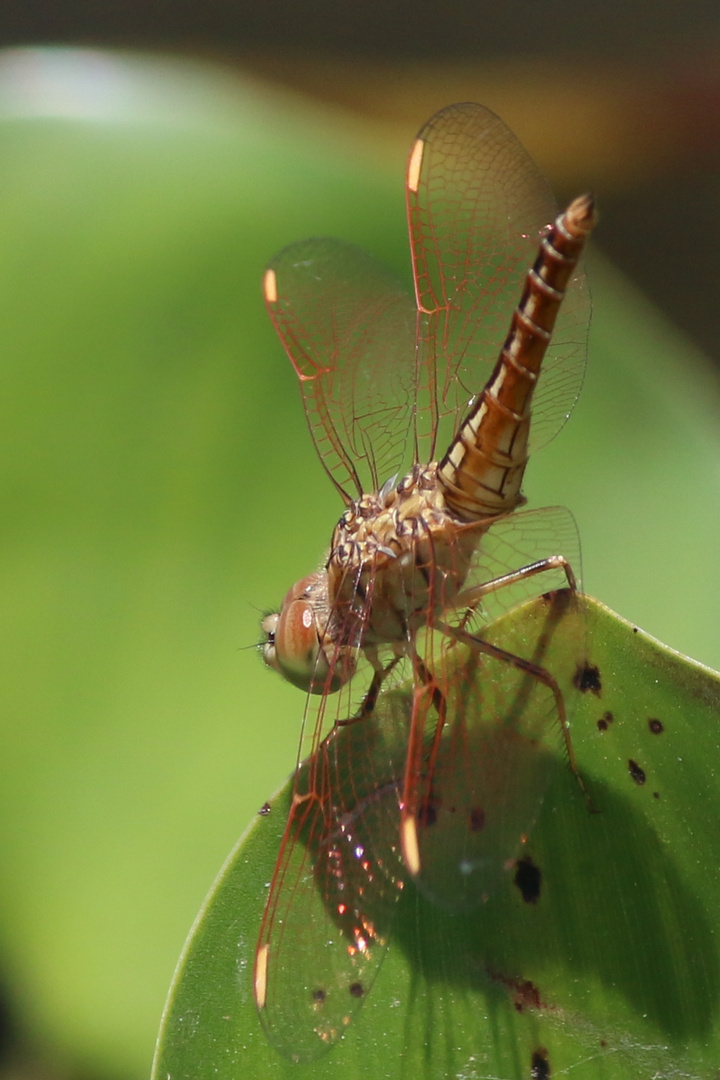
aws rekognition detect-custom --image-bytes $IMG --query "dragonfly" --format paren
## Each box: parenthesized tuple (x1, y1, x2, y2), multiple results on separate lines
(254, 102, 595, 1061)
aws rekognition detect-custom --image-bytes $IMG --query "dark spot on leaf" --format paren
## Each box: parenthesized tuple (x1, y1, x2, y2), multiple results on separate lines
(469, 807, 485, 832)
(653, 791, 660, 799)
(418, 801, 437, 827)
(648, 718, 664, 734)
(349, 982, 364, 998)
(258, 802, 272, 816)
(531, 1048, 551, 1079)
(487, 968, 545, 1011)
(628, 759, 646, 785)
(632, 626, 639, 633)
(515, 856, 542, 903)
(573, 662, 601, 695)
(600, 1038, 607, 1047)
(312, 987, 326, 1004)
(514, 980, 542, 1010)
(597, 711, 613, 731)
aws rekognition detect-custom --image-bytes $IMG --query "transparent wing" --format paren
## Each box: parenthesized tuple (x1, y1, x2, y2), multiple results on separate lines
(396, 506, 586, 910)
(264, 238, 416, 503)
(464, 505, 583, 626)
(255, 696, 407, 1061)
(446, 505, 586, 716)
(407, 588, 585, 912)
(407, 102, 590, 463)
(257, 103, 594, 1052)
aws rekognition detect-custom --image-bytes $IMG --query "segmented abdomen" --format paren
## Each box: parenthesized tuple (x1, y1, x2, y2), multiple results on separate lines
(438, 193, 596, 523)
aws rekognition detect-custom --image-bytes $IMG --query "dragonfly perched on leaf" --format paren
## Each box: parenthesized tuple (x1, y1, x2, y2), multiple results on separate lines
(254, 102, 595, 1061)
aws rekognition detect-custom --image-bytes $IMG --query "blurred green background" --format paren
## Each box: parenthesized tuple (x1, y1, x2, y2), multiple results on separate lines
(0, 10, 720, 1080)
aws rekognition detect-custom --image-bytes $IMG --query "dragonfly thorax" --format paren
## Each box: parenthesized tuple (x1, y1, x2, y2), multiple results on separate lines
(262, 463, 484, 696)
(327, 463, 481, 648)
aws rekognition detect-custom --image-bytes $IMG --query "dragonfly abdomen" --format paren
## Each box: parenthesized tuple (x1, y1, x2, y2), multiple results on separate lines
(438, 193, 596, 523)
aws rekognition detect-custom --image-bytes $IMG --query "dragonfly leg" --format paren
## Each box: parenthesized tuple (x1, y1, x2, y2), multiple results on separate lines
(455, 553, 577, 612)
(334, 651, 401, 729)
(399, 644, 452, 875)
(413, 649, 448, 782)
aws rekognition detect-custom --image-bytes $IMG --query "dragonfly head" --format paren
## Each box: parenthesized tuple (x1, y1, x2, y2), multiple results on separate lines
(261, 573, 355, 695)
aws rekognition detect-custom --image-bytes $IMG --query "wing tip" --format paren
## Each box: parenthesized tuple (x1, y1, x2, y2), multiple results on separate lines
(263, 267, 278, 305)
(254, 943, 269, 1010)
(401, 814, 421, 877)
(407, 137, 425, 195)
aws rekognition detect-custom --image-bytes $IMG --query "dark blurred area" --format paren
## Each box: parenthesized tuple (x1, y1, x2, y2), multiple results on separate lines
(0, 0, 715, 59)
(2, 0, 719, 363)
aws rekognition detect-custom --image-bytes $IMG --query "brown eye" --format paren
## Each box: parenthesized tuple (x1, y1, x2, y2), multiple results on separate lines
(274, 599, 320, 682)
(262, 576, 356, 694)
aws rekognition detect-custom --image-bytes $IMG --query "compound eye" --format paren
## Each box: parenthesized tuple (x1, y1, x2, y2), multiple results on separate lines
(260, 573, 356, 694)
(273, 598, 322, 692)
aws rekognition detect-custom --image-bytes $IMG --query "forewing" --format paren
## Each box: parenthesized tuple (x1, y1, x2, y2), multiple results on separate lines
(264, 238, 416, 502)
(407, 102, 590, 462)
(255, 696, 406, 1061)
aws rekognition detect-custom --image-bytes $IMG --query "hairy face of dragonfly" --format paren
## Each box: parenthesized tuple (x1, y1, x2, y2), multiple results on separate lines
(254, 102, 595, 1062)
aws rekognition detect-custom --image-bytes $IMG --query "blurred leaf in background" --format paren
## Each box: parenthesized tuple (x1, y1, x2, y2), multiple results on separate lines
(0, 44, 719, 1080)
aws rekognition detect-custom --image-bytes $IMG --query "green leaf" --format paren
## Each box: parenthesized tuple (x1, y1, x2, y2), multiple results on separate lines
(153, 594, 720, 1079)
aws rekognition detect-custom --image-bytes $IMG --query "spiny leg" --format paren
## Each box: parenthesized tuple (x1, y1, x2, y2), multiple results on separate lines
(453, 553, 578, 634)
(335, 651, 402, 730)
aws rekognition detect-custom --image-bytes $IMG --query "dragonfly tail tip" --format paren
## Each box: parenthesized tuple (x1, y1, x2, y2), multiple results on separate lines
(566, 192, 598, 235)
